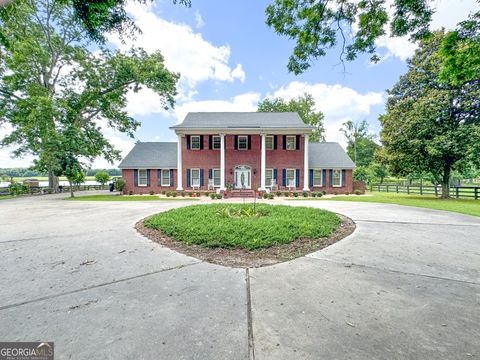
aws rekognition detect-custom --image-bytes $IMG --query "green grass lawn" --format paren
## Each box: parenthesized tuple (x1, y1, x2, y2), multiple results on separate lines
(66, 195, 198, 201)
(145, 204, 341, 250)
(320, 192, 480, 217)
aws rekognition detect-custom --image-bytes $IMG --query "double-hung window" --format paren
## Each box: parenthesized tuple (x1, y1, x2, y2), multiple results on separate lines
(313, 170, 322, 186)
(190, 136, 201, 150)
(138, 169, 147, 186)
(213, 169, 221, 187)
(191, 169, 200, 185)
(212, 136, 221, 150)
(161, 169, 170, 186)
(286, 136, 296, 150)
(332, 169, 342, 187)
(286, 169, 296, 186)
(265, 136, 274, 150)
(238, 136, 248, 150)
(265, 169, 274, 187)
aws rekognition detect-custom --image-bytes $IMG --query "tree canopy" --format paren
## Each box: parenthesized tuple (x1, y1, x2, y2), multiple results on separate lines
(257, 93, 325, 142)
(265, 0, 476, 74)
(0, 0, 179, 189)
(378, 31, 480, 198)
(340, 119, 379, 167)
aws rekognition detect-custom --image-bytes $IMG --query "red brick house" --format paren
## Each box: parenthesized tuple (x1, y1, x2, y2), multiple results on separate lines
(119, 112, 355, 194)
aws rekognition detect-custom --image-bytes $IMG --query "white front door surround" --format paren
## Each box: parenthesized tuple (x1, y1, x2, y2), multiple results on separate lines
(234, 165, 251, 189)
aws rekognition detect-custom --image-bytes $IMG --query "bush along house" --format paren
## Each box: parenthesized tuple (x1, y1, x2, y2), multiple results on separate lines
(118, 112, 355, 196)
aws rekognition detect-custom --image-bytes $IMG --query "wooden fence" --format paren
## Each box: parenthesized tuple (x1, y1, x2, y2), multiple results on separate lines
(371, 184, 480, 200)
(0, 184, 106, 196)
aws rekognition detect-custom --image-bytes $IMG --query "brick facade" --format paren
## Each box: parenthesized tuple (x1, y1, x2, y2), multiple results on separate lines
(122, 168, 177, 194)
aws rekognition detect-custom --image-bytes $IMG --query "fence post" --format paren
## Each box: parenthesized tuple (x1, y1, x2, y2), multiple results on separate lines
(420, 185, 423, 195)
(456, 187, 459, 199)
(475, 187, 478, 200)
(407, 185, 410, 194)
(386, 185, 389, 193)
(396, 185, 399, 193)
(434, 185, 438, 197)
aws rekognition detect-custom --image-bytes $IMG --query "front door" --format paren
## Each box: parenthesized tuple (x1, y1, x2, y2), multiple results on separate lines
(234, 166, 251, 189)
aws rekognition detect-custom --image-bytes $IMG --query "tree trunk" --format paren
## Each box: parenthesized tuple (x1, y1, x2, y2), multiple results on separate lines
(441, 166, 451, 199)
(48, 167, 59, 192)
(69, 180, 74, 198)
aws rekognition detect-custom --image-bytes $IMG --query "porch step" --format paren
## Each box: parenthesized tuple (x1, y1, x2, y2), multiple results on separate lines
(228, 190, 255, 198)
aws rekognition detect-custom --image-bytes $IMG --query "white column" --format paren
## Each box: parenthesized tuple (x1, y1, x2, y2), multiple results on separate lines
(176, 133, 183, 191)
(303, 134, 310, 191)
(260, 133, 266, 190)
(220, 134, 226, 191)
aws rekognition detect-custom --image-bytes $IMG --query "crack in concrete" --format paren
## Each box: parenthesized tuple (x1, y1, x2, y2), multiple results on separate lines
(0, 261, 201, 311)
(309, 257, 480, 286)
(0, 229, 118, 244)
(246, 268, 255, 360)
(355, 219, 480, 227)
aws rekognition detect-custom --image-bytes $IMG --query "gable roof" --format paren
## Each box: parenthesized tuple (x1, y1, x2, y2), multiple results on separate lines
(309, 142, 356, 169)
(118, 142, 177, 169)
(171, 112, 315, 130)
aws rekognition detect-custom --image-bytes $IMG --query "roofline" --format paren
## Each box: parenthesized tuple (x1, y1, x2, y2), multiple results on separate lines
(170, 128, 315, 135)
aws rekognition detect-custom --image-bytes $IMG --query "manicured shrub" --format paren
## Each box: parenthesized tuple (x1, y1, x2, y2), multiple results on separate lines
(8, 183, 29, 196)
(322, 191, 327, 195)
(333, 191, 338, 195)
(166, 191, 171, 197)
(161, 190, 166, 195)
(284, 191, 290, 197)
(302, 191, 308, 198)
(345, 192, 350, 195)
(204, 192, 210, 197)
(181, 192, 185, 197)
(128, 190, 133, 195)
(276, 191, 282, 197)
(263, 193, 269, 199)
(216, 193, 223, 199)
(196, 192, 201, 197)
(149, 190, 155, 195)
(293, 192, 299, 197)
(114, 178, 126, 192)
(189, 192, 194, 197)
(210, 193, 217, 200)
(354, 190, 362, 195)
(311, 192, 317, 197)
(268, 193, 274, 199)
(316, 192, 323, 198)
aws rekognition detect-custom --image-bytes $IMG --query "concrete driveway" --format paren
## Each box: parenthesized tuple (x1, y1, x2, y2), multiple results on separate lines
(0, 193, 479, 359)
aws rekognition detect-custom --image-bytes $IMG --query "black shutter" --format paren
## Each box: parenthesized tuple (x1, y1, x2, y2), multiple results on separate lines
(296, 135, 301, 150)
(187, 169, 191, 187)
(342, 170, 346, 187)
(282, 169, 286, 187)
(273, 169, 278, 183)
(200, 169, 205, 187)
(322, 169, 327, 186)
(186, 135, 191, 150)
(248, 135, 252, 150)
(273, 135, 277, 149)
(134, 169, 138, 186)
(282, 135, 287, 150)
(309, 169, 314, 187)
(146, 169, 151, 186)
(295, 169, 300, 188)
(209, 135, 213, 150)
(170, 169, 174, 186)
(157, 170, 162, 186)
(234, 135, 238, 150)
(199, 135, 204, 150)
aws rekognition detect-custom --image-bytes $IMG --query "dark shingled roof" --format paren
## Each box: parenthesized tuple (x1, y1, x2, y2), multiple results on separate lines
(119, 141, 355, 170)
(171, 112, 315, 129)
(118, 142, 177, 169)
(308, 142, 355, 169)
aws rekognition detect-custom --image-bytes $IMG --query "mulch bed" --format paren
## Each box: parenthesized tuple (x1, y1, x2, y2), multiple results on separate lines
(135, 214, 356, 268)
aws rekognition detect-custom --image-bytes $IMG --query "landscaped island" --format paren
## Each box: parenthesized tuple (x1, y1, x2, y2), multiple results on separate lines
(137, 204, 355, 267)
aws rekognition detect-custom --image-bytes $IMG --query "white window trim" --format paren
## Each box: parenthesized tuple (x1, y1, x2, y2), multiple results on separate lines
(286, 136, 296, 150)
(237, 135, 248, 150)
(212, 168, 221, 187)
(190, 168, 200, 187)
(332, 169, 342, 187)
(138, 169, 148, 187)
(212, 136, 221, 150)
(161, 169, 171, 187)
(265, 168, 274, 187)
(286, 168, 296, 186)
(265, 135, 274, 150)
(312, 169, 323, 187)
(190, 135, 201, 150)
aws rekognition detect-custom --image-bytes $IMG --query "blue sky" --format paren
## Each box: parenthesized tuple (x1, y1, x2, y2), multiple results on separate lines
(0, 0, 477, 168)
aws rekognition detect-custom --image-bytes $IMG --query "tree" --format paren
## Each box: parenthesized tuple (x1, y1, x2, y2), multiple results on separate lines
(265, 0, 464, 74)
(340, 120, 379, 166)
(257, 93, 325, 141)
(0, 0, 179, 191)
(378, 31, 480, 198)
(95, 171, 110, 189)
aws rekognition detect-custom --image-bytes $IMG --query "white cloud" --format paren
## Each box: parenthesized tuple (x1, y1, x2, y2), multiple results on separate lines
(194, 10, 205, 28)
(125, 88, 171, 116)
(375, 0, 478, 61)
(173, 92, 261, 124)
(270, 81, 384, 146)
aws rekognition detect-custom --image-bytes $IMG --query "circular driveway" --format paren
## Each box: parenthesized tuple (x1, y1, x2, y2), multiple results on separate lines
(0, 193, 479, 359)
